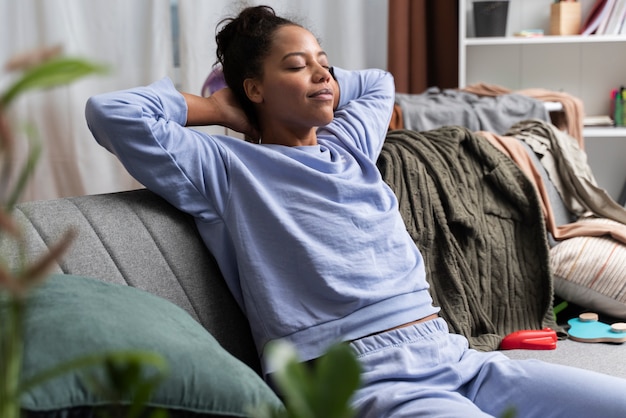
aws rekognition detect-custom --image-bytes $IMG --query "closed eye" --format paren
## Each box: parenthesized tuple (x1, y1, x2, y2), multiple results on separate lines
(282, 50, 330, 70)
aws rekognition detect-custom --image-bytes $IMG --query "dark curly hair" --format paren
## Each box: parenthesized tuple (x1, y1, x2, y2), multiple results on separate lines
(215, 5, 299, 130)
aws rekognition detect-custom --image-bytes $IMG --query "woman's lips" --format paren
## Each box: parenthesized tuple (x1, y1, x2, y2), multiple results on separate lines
(309, 88, 333, 100)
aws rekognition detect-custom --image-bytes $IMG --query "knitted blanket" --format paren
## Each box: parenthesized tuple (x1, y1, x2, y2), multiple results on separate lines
(377, 127, 560, 351)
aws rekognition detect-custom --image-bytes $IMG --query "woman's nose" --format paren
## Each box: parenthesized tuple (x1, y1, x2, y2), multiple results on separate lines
(314, 65, 331, 83)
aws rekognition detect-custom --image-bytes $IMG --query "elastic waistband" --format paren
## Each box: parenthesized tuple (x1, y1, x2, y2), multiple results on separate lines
(349, 317, 449, 357)
(350, 313, 440, 342)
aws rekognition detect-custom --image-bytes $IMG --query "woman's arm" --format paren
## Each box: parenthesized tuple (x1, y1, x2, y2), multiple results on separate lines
(182, 88, 258, 139)
(331, 67, 341, 111)
(85, 77, 232, 221)
(321, 67, 395, 159)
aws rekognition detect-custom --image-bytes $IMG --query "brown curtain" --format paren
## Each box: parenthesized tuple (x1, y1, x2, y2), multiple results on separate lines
(387, 0, 458, 94)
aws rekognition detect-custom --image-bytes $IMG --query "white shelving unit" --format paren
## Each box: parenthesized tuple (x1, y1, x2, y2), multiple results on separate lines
(459, 0, 626, 200)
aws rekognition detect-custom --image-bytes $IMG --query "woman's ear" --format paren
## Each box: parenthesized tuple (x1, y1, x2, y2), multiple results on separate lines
(243, 78, 263, 104)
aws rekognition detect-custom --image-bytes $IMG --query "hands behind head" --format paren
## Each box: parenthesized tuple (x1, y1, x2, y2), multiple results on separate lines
(183, 88, 259, 141)
(208, 88, 260, 141)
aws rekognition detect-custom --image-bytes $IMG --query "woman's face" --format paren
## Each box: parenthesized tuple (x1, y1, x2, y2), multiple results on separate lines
(245, 25, 335, 142)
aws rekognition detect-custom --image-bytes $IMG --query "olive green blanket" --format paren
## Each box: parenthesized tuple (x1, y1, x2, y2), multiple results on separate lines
(378, 127, 560, 351)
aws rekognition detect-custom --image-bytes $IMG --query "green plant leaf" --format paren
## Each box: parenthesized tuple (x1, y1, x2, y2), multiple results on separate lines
(148, 409, 169, 418)
(263, 341, 361, 418)
(5, 126, 41, 211)
(0, 297, 26, 418)
(278, 360, 316, 418)
(264, 341, 315, 418)
(1, 57, 108, 107)
(500, 407, 517, 418)
(311, 344, 360, 418)
(0, 50, 111, 418)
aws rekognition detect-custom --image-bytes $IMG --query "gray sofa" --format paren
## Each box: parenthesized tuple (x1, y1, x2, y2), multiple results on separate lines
(8, 189, 260, 372)
(6, 189, 282, 417)
(10, 187, 626, 372)
(5, 170, 626, 415)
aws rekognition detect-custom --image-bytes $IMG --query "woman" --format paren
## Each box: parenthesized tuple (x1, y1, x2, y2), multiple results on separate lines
(86, 5, 626, 417)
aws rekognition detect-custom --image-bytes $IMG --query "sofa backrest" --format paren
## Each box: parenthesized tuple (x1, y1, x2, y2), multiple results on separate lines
(2, 188, 261, 373)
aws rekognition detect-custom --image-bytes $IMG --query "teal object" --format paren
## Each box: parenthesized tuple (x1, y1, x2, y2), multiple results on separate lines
(18, 274, 284, 416)
(567, 313, 626, 343)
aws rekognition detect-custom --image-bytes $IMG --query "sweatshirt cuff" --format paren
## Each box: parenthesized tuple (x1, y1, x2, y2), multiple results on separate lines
(150, 77, 188, 126)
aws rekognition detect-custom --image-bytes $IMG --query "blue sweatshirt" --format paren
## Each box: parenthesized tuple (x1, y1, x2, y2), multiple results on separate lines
(85, 67, 438, 374)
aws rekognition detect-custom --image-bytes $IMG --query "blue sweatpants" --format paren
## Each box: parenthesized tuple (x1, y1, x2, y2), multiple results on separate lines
(349, 318, 626, 417)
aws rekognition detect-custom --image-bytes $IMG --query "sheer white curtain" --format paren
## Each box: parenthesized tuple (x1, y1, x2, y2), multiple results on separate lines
(0, 0, 387, 201)
(0, 0, 172, 201)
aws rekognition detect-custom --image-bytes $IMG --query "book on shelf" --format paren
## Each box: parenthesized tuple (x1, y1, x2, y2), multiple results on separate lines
(581, 0, 611, 35)
(581, 0, 626, 35)
(599, 0, 626, 34)
(583, 115, 614, 127)
(617, 1, 626, 35)
(596, 0, 617, 34)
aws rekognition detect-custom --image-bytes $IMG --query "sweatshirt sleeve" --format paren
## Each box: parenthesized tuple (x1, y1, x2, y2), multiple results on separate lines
(318, 67, 395, 160)
(85, 77, 229, 222)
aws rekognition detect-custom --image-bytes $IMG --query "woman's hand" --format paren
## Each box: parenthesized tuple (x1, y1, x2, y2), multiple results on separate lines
(331, 72, 340, 111)
(183, 88, 259, 140)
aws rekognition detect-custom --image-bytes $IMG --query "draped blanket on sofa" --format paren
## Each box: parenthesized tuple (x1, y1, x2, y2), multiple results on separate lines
(377, 127, 560, 351)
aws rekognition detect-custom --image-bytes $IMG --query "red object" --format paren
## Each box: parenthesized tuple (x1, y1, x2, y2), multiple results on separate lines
(500, 328, 557, 350)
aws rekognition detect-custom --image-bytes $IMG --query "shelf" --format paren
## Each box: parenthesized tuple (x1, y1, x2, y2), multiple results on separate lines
(583, 127, 626, 138)
(459, 0, 626, 200)
(464, 35, 626, 46)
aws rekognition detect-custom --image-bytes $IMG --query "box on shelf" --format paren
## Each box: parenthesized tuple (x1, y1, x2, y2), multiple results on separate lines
(473, 1, 510, 37)
(550, 2, 581, 35)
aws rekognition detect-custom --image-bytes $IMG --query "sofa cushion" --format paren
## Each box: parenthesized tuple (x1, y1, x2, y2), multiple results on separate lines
(18, 274, 283, 417)
(6, 189, 260, 374)
(551, 218, 626, 319)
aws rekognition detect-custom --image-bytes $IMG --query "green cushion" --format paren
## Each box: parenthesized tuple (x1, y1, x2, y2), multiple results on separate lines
(18, 274, 282, 417)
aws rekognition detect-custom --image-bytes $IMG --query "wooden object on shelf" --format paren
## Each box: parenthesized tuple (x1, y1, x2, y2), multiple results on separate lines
(550, 1, 582, 35)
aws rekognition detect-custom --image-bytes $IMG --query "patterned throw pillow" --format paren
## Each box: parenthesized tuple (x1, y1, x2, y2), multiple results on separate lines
(551, 218, 626, 319)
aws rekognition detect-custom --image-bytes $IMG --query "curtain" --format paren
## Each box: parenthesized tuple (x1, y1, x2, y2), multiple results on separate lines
(0, 0, 172, 201)
(1, 0, 388, 201)
(177, 0, 389, 96)
(387, 0, 458, 94)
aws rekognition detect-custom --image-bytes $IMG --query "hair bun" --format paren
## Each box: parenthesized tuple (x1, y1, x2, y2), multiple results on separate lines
(213, 5, 299, 130)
